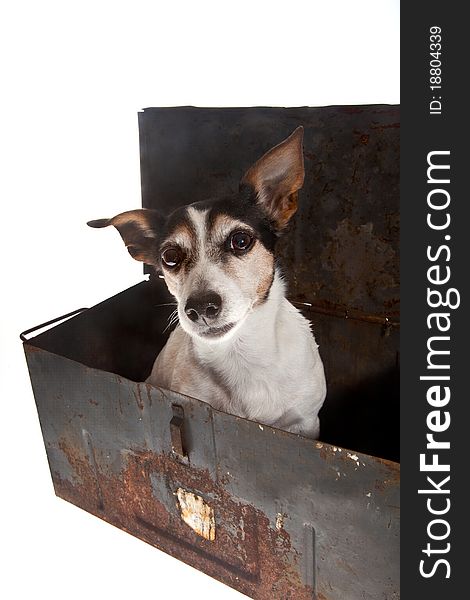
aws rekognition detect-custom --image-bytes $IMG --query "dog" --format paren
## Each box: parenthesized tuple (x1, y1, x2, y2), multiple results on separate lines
(88, 127, 326, 438)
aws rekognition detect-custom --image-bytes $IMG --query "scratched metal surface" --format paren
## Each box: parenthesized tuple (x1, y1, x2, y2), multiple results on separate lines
(24, 319, 399, 600)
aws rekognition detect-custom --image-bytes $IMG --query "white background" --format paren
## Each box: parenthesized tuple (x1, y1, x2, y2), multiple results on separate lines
(0, 1, 399, 598)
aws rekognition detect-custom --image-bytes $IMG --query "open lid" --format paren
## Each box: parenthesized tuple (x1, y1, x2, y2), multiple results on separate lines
(138, 105, 399, 319)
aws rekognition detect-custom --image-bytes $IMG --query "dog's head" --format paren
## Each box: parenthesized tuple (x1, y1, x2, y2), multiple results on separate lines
(88, 127, 304, 342)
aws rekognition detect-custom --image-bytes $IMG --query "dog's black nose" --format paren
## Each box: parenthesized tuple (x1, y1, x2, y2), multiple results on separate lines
(185, 292, 222, 322)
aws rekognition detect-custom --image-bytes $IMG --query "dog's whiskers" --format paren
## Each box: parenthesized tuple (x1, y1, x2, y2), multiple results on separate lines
(154, 302, 178, 308)
(163, 308, 179, 333)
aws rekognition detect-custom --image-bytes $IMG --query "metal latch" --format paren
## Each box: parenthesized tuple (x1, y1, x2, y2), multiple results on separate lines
(170, 404, 187, 460)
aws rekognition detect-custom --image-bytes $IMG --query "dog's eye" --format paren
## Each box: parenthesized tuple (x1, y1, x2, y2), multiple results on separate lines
(230, 231, 254, 254)
(161, 247, 182, 268)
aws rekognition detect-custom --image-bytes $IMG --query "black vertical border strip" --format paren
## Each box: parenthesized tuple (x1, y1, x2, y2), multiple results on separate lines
(401, 5, 466, 598)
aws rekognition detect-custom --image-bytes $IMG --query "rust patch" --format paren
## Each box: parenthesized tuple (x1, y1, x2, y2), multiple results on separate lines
(24, 343, 43, 353)
(134, 387, 144, 410)
(340, 107, 364, 115)
(374, 457, 401, 486)
(54, 440, 314, 600)
(370, 122, 400, 129)
(321, 218, 397, 307)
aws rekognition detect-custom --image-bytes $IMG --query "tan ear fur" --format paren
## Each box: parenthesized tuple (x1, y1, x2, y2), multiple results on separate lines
(87, 209, 162, 264)
(240, 126, 305, 231)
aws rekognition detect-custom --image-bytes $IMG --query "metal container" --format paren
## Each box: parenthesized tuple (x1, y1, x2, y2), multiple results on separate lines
(22, 106, 399, 600)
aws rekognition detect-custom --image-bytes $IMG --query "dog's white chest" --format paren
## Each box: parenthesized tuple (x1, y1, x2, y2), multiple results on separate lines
(148, 279, 326, 439)
(197, 300, 325, 435)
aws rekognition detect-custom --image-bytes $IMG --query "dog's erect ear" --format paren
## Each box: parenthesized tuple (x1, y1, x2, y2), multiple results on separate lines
(87, 209, 163, 264)
(240, 126, 305, 231)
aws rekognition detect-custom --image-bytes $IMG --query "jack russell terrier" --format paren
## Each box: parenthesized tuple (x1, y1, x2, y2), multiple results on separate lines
(88, 127, 326, 438)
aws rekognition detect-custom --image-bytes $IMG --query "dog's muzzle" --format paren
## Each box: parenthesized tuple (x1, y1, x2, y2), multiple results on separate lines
(198, 322, 235, 338)
(182, 291, 238, 339)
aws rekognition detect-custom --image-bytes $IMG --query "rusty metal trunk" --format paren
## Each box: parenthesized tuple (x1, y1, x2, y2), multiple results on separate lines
(23, 106, 399, 599)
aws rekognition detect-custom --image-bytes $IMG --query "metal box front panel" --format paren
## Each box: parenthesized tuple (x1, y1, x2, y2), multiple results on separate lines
(24, 301, 399, 599)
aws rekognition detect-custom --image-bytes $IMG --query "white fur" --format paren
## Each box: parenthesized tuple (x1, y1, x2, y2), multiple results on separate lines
(147, 271, 326, 438)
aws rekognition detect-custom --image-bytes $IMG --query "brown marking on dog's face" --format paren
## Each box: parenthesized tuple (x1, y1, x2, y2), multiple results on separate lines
(183, 210, 275, 305)
(255, 259, 276, 307)
(219, 227, 275, 306)
(159, 219, 199, 297)
(156, 207, 276, 340)
(208, 213, 246, 241)
(164, 221, 197, 255)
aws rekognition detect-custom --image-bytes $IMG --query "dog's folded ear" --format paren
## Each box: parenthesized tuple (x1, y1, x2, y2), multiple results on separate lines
(87, 209, 163, 264)
(240, 126, 305, 232)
